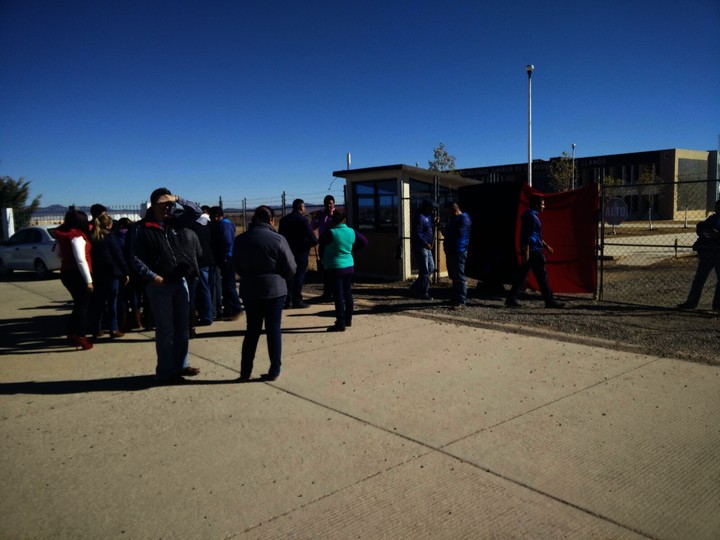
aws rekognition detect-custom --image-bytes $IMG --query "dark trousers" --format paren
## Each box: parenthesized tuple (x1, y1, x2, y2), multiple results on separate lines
(220, 259, 243, 316)
(684, 249, 720, 308)
(241, 296, 284, 379)
(507, 250, 555, 304)
(61, 271, 91, 337)
(286, 251, 309, 306)
(331, 271, 354, 328)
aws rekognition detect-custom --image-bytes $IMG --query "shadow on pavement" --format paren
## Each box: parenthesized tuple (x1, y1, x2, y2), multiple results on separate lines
(0, 376, 245, 395)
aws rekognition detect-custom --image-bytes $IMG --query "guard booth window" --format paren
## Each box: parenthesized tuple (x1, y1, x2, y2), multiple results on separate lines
(353, 180, 398, 232)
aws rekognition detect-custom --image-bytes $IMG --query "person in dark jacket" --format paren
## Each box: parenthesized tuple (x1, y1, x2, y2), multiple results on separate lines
(409, 199, 438, 300)
(233, 205, 296, 382)
(89, 214, 130, 338)
(442, 201, 472, 308)
(131, 188, 202, 384)
(505, 195, 564, 309)
(279, 198, 318, 309)
(210, 206, 244, 320)
(678, 199, 720, 311)
(189, 207, 215, 326)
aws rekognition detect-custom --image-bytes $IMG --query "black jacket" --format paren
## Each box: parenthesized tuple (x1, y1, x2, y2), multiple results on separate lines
(132, 198, 202, 282)
(91, 233, 129, 279)
(278, 210, 318, 255)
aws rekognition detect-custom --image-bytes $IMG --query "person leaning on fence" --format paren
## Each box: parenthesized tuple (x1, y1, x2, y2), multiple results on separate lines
(677, 199, 720, 311)
(505, 195, 565, 309)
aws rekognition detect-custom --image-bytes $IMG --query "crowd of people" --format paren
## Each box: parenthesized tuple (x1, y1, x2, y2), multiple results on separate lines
(55, 188, 367, 384)
(54, 188, 719, 383)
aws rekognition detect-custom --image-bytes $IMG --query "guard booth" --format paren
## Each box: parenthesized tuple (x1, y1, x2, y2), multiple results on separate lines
(332, 165, 479, 280)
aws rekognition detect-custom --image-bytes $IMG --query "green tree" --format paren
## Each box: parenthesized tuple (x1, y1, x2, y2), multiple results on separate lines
(0, 176, 42, 229)
(547, 151, 574, 192)
(428, 143, 456, 173)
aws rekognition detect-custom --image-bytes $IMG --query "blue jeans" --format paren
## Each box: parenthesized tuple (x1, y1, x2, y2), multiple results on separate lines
(286, 251, 309, 306)
(195, 266, 213, 324)
(445, 250, 467, 305)
(241, 296, 284, 378)
(411, 247, 434, 296)
(145, 279, 190, 380)
(331, 272, 354, 327)
(209, 266, 222, 319)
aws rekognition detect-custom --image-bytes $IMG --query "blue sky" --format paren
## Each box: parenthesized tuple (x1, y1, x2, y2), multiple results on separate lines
(1, 0, 719, 208)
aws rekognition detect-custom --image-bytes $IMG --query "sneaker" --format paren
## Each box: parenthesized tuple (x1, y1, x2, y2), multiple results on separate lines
(260, 373, 279, 381)
(180, 366, 200, 377)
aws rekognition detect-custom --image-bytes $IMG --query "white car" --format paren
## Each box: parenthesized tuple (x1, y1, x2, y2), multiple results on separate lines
(0, 226, 62, 278)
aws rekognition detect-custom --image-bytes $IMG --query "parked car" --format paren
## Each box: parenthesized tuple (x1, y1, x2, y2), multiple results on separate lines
(0, 226, 62, 278)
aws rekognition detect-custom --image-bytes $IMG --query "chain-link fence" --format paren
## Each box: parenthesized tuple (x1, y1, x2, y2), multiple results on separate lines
(599, 178, 717, 308)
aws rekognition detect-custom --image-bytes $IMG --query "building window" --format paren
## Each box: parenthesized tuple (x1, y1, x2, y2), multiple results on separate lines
(408, 179, 453, 214)
(353, 180, 398, 231)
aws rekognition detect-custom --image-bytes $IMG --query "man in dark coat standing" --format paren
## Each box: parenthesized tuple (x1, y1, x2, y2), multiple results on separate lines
(279, 199, 318, 309)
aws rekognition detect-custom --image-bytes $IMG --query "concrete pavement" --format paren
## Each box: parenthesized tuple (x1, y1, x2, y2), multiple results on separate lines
(1, 277, 718, 539)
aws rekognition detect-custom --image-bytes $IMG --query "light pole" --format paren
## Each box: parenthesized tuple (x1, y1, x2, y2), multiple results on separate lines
(526, 64, 534, 187)
(571, 143, 576, 189)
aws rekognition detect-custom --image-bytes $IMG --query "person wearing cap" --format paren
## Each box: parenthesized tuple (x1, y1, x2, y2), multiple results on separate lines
(131, 188, 203, 384)
(409, 199, 438, 300)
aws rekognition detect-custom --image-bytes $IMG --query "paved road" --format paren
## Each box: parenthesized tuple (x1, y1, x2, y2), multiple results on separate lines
(1, 277, 718, 539)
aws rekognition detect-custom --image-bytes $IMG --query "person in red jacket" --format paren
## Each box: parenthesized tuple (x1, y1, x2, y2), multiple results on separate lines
(54, 209, 94, 350)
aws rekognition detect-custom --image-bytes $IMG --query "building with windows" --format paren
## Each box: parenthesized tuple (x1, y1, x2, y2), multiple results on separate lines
(334, 148, 718, 280)
(458, 148, 718, 221)
(332, 165, 477, 279)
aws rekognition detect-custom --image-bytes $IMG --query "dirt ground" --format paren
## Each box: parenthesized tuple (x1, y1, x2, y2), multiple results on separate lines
(304, 272, 719, 366)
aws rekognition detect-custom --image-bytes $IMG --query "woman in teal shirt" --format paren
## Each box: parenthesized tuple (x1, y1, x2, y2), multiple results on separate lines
(319, 210, 368, 332)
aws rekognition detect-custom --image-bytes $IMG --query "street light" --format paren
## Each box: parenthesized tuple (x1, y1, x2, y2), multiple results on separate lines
(571, 143, 576, 189)
(526, 64, 534, 187)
